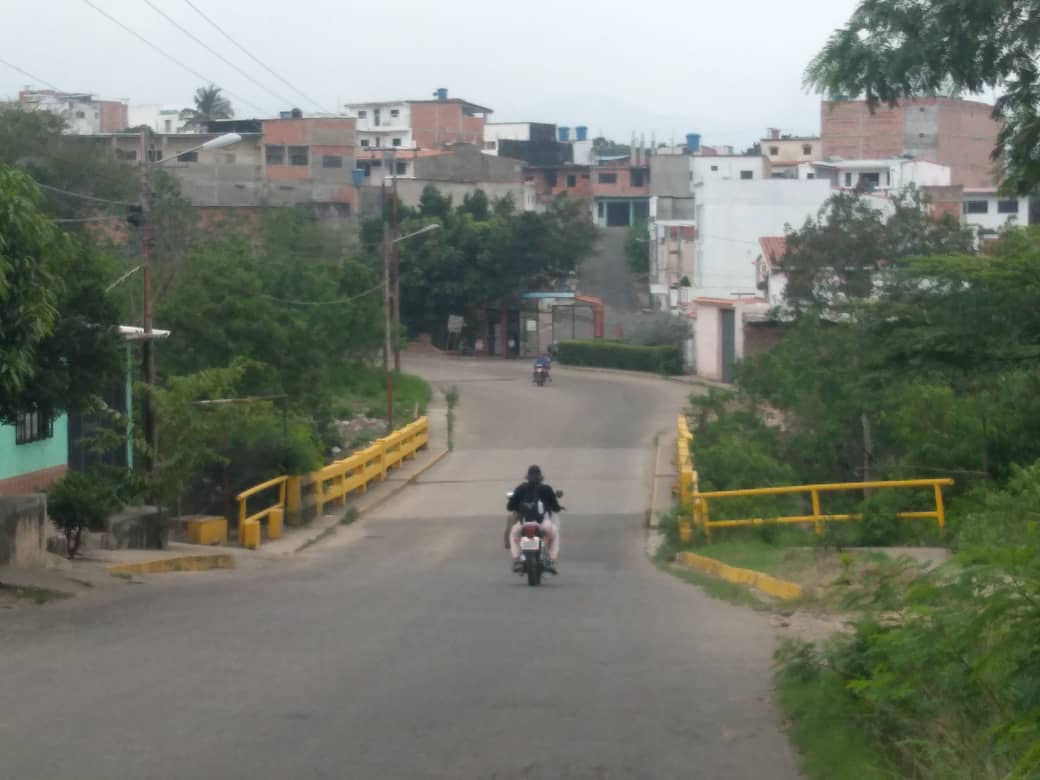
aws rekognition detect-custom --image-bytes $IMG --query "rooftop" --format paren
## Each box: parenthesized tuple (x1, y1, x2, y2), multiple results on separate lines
(758, 236, 788, 268)
(347, 97, 493, 114)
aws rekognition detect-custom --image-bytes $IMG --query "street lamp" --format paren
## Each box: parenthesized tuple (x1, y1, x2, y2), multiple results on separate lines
(136, 129, 241, 473)
(381, 222, 441, 432)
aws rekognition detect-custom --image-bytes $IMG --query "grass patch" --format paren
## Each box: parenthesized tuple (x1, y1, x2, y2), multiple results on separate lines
(341, 507, 359, 525)
(652, 537, 769, 609)
(775, 645, 891, 780)
(110, 571, 134, 581)
(329, 365, 432, 426)
(442, 384, 459, 451)
(0, 582, 73, 604)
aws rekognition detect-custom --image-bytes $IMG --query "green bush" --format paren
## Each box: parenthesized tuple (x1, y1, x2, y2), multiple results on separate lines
(557, 339, 682, 375)
(48, 470, 127, 559)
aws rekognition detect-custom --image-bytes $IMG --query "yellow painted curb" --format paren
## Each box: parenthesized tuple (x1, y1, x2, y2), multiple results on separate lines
(676, 551, 802, 601)
(106, 554, 236, 575)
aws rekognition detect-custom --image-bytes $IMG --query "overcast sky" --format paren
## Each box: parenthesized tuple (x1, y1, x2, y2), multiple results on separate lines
(2, 0, 865, 147)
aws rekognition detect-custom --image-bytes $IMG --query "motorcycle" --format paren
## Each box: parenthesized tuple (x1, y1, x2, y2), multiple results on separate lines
(506, 489, 564, 586)
(533, 363, 550, 386)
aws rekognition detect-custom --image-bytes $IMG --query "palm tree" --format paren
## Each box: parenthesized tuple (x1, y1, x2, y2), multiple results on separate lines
(179, 85, 234, 129)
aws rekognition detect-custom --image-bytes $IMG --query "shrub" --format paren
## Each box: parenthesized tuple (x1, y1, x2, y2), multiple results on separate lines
(48, 470, 126, 559)
(557, 339, 682, 375)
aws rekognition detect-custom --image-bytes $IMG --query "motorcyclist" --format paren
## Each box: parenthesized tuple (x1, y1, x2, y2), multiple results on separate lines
(532, 354, 552, 383)
(507, 465, 562, 573)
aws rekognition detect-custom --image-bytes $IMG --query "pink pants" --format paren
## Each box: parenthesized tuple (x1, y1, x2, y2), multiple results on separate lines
(510, 517, 559, 560)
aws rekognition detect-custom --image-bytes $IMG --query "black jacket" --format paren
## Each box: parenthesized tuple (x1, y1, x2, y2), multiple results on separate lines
(507, 482, 562, 519)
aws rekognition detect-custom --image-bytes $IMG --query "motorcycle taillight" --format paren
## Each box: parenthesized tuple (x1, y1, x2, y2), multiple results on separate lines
(522, 524, 539, 538)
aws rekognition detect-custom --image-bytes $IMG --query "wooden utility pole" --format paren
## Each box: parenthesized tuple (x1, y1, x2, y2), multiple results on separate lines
(392, 163, 401, 372)
(383, 219, 394, 433)
(138, 127, 158, 472)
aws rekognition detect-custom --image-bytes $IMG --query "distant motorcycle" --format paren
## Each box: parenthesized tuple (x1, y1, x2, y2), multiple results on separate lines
(506, 489, 564, 586)
(533, 363, 550, 386)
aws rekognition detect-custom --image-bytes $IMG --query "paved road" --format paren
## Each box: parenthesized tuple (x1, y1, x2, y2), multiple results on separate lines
(0, 357, 798, 780)
(578, 227, 642, 333)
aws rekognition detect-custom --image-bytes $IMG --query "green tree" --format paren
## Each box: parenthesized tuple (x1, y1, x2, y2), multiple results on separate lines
(0, 164, 123, 424)
(179, 85, 234, 129)
(624, 220, 650, 273)
(806, 0, 1040, 194)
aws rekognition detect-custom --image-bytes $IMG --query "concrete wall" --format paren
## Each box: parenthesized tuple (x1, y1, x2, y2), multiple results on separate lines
(693, 179, 834, 298)
(962, 190, 1030, 234)
(389, 179, 527, 210)
(414, 144, 523, 183)
(650, 155, 692, 197)
(763, 138, 820, 166)
(0, 495, 47, 566)
(0, 416, 68, 495)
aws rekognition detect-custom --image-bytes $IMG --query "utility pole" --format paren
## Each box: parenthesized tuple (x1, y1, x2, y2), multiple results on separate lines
(391, 152, 401, 372)
(383, 219, 394, 433)
(138, 127, 157, 473)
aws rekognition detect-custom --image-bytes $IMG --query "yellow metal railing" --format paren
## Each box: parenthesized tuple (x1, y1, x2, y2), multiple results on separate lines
(235, 417, 430, 549)
(675, 416, 953, 542)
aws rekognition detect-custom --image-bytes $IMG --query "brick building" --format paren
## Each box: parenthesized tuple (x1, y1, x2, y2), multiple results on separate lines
(820, 97, 1000, 188)
(19, 89, 128, 134)
(346, 88, 491, 151)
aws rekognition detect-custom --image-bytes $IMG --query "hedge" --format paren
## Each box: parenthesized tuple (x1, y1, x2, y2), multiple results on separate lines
(557, 340, 683, 375)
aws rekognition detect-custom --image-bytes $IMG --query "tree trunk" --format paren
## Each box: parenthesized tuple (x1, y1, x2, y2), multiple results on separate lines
(861, 412, 873, 487)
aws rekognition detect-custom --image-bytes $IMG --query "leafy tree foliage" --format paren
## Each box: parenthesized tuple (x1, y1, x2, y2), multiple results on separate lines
(806, 0, 1040, 193)
(624, 220, 650, 273)
(179, 84, 234, 128)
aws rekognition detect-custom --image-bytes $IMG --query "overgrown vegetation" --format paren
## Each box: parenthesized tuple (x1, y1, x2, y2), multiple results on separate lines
(678, 189, 1040, 776)
(557, 339, 682, 375)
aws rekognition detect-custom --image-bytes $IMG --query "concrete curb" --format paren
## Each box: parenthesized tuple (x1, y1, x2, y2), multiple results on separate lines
(106, 554, 236, 576)
(291, 448, 451, 553)
(555, 364, 726, 390)
(676, 551, 802, 601)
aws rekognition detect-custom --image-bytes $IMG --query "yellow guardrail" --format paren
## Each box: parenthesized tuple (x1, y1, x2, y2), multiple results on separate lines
(236, 476, 288, 549)
(235, 416, 430, 549)
(675, 416, 953, 542)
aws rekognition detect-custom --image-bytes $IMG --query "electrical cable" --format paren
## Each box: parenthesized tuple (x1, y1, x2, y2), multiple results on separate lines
(261, 282, 385, 306)
(0, 56, 62, 91)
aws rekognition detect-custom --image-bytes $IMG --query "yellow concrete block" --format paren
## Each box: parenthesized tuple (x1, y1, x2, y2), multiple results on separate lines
(677, 551, 802, 601)
(678, 521, 693, 543)
(106, 554, 235, 575)
(267, 507, 284, 540)
(240, 519, 261, 550)
(185, 516, 228, 546)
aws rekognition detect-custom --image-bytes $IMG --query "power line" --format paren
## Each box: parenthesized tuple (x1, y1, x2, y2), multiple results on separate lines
(80, 0, 267, 116)
(261, 282, 384, 307)
(180, 0, 333, 114)
(34, 180, 136, 207)
(0, 56, 62, 91)
(142, 0, 297, 109)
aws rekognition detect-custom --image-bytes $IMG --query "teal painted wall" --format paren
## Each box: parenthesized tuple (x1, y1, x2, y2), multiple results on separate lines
(0, 415, 69, 480)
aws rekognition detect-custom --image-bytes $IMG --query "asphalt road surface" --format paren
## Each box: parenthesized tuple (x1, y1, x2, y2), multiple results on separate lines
(0, 357, 799, 780)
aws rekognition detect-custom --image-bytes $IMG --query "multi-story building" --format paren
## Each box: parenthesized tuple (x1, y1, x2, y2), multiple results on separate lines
(821, 97, 1000, 188)
(345, 88, 491, 151)
(762, 128, 821, 176)
(128, 104, 189, 135)
(809, 158, 952, 191)
(95, 114, 359, 218)
(19, 89, 128, 134)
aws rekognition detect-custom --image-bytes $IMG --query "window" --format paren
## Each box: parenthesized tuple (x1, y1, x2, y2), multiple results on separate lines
(806, 173, 815, 179)
(769, 146, 779, 156)
(395, 161, 407, 175)
(598, 172, 617, 184)
(16, 411, 52, 445)
(115, 148, 137, 161)
(360, 139, 370, 148)
(392, 137, 402, 147)
(631, 170, 646, 187)
(75, 110, 85, 118)
(177, 151, 198, 163)
(361, 163, 371, 178)
(266, 145, 285, 164)
(164, 119, 172, 132)
(844, 172, 853, 186)
(740, 170, 753, 180)
(374, 137, 381, 147)
(147, 149, 161, 162)
(566, 174, 577, 187)
(373, 109, 381, 127)
(710, 165, 718, 172)
(524, 175, 534, 182)
(358, 110, 367, 119)
(885, 171, 891, 186)
(390, 109, 400, 118)
(485, 141, 497, 150)
(802, 144, 813, 155)
(322, 154, 343, 168)
(546, 172, 558, 188)
(998, 199, 1020, 214)
(288, 146, 309, 166)
(964, 200, 989, 214)
(597, 202, 605, 218)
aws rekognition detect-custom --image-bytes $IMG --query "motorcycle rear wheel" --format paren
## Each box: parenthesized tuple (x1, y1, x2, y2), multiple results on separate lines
(525, 553, 541, 586)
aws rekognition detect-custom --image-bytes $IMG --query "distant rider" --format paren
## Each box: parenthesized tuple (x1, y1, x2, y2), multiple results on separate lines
(507, 465, 561, 572)
(532, 354, 552, 382)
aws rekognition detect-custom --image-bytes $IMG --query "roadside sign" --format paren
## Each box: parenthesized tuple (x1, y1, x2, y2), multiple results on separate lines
(447, 315, 465, 334)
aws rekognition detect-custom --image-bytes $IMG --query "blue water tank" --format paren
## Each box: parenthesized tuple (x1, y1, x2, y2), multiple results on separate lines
(686, 133, 701, 152)
(435, 87, 448, 102)
(558, 126, 571, 142)
(575, 125, 588, 141)
(351, 168, 366, 188)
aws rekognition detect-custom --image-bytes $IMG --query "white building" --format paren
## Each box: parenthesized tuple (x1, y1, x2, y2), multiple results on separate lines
(344, 101, 414, 150)
(483, 122, 534, 152)
(810, 158, 952, 191)
(128, 104, 189, 134)
(18, 89, 128, 134)
(961, 188, 1030, 240)
(691, 155, 767, 185)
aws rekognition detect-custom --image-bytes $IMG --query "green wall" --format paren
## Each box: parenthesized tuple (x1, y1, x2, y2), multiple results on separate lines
(0, 415, 68, 480)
